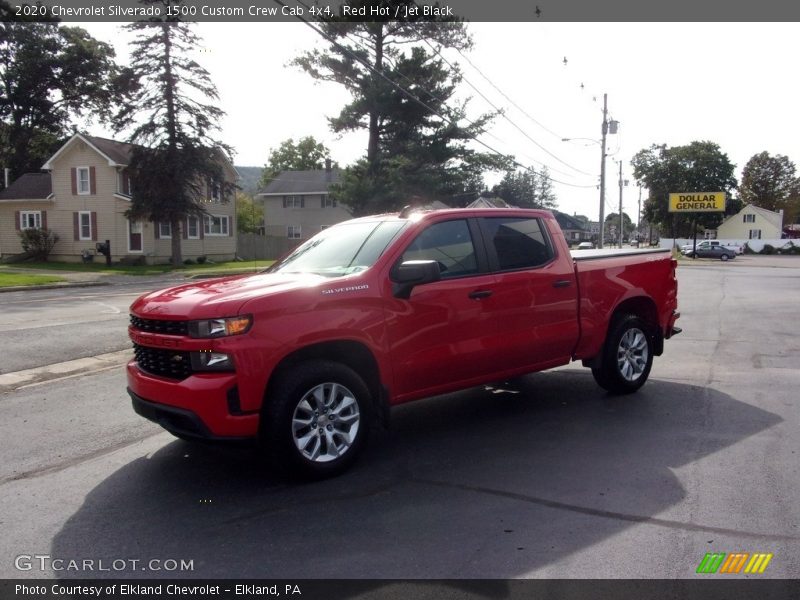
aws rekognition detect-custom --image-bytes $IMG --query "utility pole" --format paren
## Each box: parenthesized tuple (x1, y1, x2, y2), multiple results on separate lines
(599, 93, 608, 249)
(637, 186, 642, 244)
(618, 160, 624, 248)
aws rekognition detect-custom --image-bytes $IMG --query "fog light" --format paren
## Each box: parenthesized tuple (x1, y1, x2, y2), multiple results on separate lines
(191, 351, 233, 371)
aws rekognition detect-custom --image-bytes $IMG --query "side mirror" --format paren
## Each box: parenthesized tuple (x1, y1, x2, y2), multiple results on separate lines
(391, 260, 441, 299)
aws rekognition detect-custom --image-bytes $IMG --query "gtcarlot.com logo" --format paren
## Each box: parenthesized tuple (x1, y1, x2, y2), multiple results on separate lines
(15, 554, 194, 573)
(696, 552, 773, 574)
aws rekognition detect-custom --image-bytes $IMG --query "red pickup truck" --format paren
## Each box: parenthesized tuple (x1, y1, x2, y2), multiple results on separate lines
(128, 208, 680, 477)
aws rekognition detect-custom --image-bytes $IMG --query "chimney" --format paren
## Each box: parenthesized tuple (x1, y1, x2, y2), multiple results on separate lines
(325, 158, 332, 173)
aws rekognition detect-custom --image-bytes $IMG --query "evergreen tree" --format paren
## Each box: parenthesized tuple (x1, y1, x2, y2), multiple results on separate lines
(493, 166, 558, 209)
(115, 5, 232, 266)
(294, 4, 509, 214)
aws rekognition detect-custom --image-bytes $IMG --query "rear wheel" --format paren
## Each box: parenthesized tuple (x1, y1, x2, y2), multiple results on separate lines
(261, 360, 370, 479)
(720, 253, 730, 261)
(592, 314, 654, 394)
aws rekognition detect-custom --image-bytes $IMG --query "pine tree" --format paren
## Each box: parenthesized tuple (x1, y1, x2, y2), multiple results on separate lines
(114, 5, 232, 266)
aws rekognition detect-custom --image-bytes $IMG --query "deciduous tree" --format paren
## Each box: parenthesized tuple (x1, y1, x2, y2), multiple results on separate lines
(631, 141, 737, 239)
(0, 21, 125, 182)
(259, 136, 332, 189)
(739, 152, 799, 213)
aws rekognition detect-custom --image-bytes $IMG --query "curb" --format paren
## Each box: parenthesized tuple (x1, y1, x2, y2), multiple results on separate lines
(0, 281, 110, 294)
(0, 349, 132, 393)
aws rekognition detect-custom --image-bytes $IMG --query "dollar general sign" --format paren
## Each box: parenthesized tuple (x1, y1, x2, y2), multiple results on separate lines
(669, 192, 726, 212)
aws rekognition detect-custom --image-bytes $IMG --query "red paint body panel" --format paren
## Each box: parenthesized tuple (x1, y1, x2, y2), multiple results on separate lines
(126, 209, 679, 439)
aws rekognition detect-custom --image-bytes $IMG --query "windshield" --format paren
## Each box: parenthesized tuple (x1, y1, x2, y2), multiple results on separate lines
(270, 219, 407, 277)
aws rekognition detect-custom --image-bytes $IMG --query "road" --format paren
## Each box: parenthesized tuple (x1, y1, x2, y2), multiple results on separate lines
(0, 277, 184, 374)
(0, 261, 798, 580)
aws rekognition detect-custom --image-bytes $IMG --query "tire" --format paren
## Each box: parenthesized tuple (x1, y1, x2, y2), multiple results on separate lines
(720, 253, 730, 261)
(261, 360, 371, 479)
(592, 314, 654, 394)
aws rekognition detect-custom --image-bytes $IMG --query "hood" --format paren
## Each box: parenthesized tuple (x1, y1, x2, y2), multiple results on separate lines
(130, 272, 328, 320)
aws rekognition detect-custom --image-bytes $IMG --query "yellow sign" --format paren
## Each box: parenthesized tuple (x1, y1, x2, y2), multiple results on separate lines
(669, 192, 726, 212)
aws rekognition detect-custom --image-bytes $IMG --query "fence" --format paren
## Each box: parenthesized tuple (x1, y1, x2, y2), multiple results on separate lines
(659, 238, 799, 253)
(237, 234, 300, 261)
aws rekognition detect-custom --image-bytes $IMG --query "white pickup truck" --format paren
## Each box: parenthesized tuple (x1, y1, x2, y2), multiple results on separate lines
(680, 240, 743, 255)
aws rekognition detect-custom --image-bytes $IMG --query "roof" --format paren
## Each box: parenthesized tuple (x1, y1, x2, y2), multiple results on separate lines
(83, 135, 135, 165)
(554, 210, 588, 231)
(0, 173, 52, 201)
(719, 203, 783, 229)
(41, 134, 236, 180)
(257, 169, 340, 195)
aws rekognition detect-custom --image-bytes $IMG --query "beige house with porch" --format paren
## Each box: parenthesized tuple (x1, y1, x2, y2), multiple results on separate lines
(0, 133, 237, 263)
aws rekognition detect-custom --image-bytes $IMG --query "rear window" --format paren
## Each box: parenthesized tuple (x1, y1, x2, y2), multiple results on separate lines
(482, 217, 553, 271)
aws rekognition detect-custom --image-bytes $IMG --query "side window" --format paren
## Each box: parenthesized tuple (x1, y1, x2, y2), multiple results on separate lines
(401, 219, 478, 279)
(483, 217, 553, 271)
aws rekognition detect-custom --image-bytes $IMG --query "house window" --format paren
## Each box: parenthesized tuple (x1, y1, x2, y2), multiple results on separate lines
(77, 167, 91, 195)
(79, 211, 92, 240)
(749, 229, 762, 239)
(287, 225, 302, 239)
(159, 222, 172, 239)
(321, 195, 337, 208)
(210, 180, 221, 203)
(20, 211, 42, 230)
(187, 216, 200, 239)
(119, 170, 132, 196)
(743, 214, 756, 223)
(204, 214, 229, 236)
(284, 195, 304, 208)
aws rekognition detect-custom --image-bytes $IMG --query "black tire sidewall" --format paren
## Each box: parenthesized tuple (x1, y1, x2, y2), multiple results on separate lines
(595, 314, 654, 394)
(262, 360, 371, 479)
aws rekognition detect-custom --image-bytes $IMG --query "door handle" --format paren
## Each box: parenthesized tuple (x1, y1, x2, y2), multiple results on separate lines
(552, 280, 573, 288)
(468, 289, 493, 300)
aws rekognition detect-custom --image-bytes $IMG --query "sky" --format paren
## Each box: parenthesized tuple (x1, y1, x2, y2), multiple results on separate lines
(80, 21, 800, 223)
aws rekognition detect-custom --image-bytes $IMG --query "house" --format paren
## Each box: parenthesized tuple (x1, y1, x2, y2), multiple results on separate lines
(0, 133, 237, 263)
(255, 160, 348, 244)
(716, 204, 783, 240)
(553, 211, 591, 244)
(466, 196, 513, 209)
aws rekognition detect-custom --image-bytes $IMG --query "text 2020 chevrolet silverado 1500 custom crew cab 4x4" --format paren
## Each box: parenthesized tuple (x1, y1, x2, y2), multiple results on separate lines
(128, 209, 680, 477)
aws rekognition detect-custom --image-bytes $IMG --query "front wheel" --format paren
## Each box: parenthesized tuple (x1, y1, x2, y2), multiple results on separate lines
(261, 360, 371, 479)
(592, 314, 654, 394)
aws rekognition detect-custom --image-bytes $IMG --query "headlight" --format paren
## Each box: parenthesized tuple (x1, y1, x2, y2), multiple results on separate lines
(188, 315, 252, 338)
(191, 351, 234, 371)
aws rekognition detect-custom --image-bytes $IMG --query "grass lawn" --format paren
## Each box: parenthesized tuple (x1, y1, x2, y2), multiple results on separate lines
(0, 272, 66, 288)
(1, 260, 273, 276)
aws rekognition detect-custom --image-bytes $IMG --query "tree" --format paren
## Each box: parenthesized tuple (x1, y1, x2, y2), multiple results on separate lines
(0, 21, 125, 182)
(604, 212, 635, 241)
(294, 5, 509, 214)
(115, 5, 232, 266)
(236, 192, 263, 234)
(739, 152, 799, 213)
(631, 141, 737, 239)
(259, 136, 332, 189)
(493, 166, 558, 209)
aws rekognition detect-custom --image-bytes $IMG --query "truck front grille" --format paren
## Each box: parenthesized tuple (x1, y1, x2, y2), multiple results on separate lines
(130, 315, 189, 336)
(133, 343, 192, 380)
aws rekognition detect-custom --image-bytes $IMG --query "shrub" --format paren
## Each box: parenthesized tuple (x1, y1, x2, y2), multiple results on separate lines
(743, 244, 756, 254)
(760, 244, 776, 255)
(196, 255, 207, 264)
(183, 258, 196, 265)
(18, 228, 59, 261)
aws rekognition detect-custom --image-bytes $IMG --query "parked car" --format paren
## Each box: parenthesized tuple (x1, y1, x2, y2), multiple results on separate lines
(684, 245, 736, 261)
(681, 240, 743, 255)
(127, 208, 680, 478)
(576, 241, 594, 249)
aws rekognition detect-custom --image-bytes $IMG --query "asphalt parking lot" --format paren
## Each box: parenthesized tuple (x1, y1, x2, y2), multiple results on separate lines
(0, 257, 798, 581)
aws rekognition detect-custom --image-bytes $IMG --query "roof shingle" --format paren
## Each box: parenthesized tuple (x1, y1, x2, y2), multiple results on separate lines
(0, 173, 52, 201)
